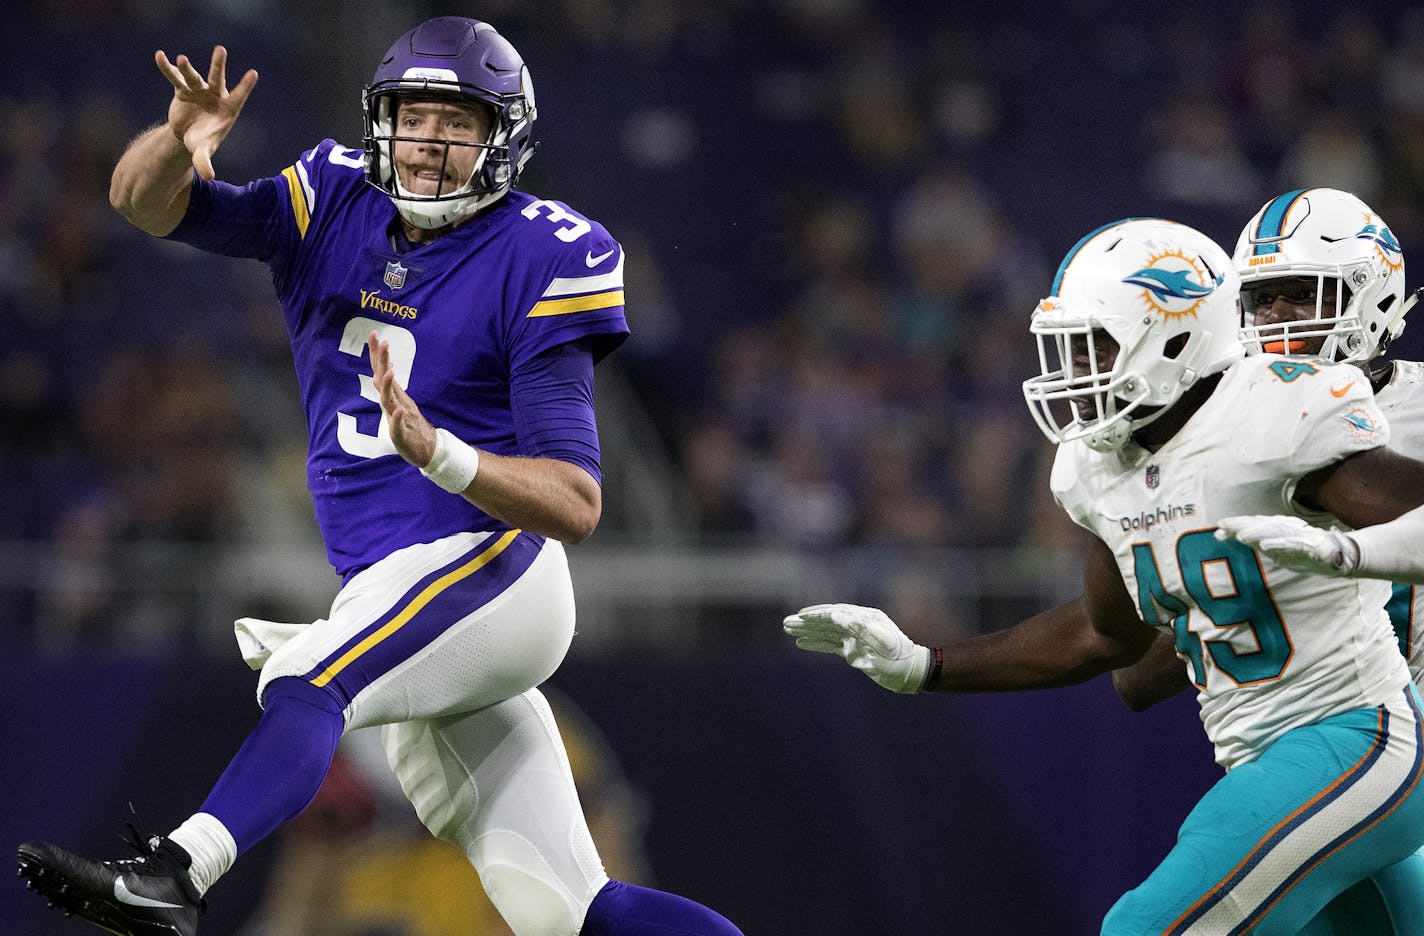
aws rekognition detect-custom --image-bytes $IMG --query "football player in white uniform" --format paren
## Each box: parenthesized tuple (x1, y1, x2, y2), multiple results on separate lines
(1110, 189, 1424, 934)
(1225, 187, 1424, 638)
(1118, 189, 1422, 709)
(783, 217, 1424, 934)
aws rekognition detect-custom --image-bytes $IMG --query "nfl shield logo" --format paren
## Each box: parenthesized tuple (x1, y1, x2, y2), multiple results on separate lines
(1145, 464, 1160, 489)
(384, 261, 408, 290)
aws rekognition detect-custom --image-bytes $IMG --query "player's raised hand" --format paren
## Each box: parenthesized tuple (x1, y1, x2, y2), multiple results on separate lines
(1216, 515, 1361, 576)
(154, 45, 258, 180)
(783, 603, 931, 693)
(368, 331, 437, 469)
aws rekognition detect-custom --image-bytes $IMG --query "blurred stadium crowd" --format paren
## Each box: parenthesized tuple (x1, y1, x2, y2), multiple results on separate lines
(10, 2, 1420, 933)
(5, 0, 1424, 646)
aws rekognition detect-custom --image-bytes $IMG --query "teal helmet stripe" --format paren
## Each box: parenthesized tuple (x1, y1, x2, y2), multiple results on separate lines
(1050, 217, 1149, 294)
(1252, 189, 1310, 255)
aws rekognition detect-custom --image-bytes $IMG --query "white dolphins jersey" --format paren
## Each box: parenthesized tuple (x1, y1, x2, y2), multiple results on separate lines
(1373, 359, 1424, 686)
(1051, 353, 1411, 769)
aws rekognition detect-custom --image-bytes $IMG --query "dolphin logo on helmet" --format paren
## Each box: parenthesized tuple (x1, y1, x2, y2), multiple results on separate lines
(1024, 218, 1243, 453)
(1122, 268, 1225, 303)
(1355, 223, 1403, 263)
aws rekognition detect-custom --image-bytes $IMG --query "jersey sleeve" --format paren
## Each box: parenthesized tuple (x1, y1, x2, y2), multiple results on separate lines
(1237, 358, 1391, 478)
(165, 173, 287, 261)
(164, 138, 352, 280)
(508, 209, 631, 369)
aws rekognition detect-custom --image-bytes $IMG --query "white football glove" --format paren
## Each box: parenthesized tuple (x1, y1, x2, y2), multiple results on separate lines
(782, 603, 931, 693)
(1215, 515, 1361, 577)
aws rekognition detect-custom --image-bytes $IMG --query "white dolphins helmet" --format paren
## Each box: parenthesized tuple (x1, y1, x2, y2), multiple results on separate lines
(1023, 218, 1243, 453)
(1234, 188, 1410, 364)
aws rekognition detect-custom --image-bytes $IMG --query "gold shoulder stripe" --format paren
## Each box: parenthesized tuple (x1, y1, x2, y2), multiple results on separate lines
(281, 165, 311, 238)
(527, 290, 625, 318)
(309, 529, 521, 688)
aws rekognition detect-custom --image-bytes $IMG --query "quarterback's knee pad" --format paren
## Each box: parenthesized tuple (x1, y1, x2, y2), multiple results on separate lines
(477, 846, 587, 936)
(383, 692, 607, 934)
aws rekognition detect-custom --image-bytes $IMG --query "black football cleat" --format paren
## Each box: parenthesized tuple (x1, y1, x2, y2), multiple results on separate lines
(17, 822, 203, 936)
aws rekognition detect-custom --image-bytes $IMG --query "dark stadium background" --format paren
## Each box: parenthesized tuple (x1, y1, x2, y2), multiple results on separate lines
(3, 0, 1417, 932)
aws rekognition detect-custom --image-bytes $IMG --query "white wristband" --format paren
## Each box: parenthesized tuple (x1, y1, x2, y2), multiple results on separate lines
(420, 428, 479, 493)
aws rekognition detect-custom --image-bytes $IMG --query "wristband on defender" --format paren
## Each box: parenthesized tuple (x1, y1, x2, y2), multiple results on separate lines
(420, 428, 480, 493)
(920, 646, 944, 693)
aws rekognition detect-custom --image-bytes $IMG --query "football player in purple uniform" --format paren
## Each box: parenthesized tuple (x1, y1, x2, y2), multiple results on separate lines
(17, 17, 742, 936)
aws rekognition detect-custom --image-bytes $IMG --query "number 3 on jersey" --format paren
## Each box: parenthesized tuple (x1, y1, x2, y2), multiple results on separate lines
(521, 199, 591, 242)
(336, 317, 416, 458)
(1132, 531, 1291, 687)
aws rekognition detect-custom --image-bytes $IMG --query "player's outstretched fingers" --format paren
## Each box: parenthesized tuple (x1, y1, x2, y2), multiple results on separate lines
(1217, 514, 1309, 548)
(795, 603, 844, 620)
(792, 637, 848, 655)
(192, 142, 216, 181)
(207, 44, 229, 89)
(782, 612, 843, 638)
(1217, 515, 1261, 544)
(367, 332, 394, 396)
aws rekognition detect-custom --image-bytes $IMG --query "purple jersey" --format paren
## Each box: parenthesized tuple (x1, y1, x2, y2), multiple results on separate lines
(166, 138, 629, 577)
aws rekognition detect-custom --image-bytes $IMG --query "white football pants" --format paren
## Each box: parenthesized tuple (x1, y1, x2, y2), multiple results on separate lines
(253, 531, 609, 936)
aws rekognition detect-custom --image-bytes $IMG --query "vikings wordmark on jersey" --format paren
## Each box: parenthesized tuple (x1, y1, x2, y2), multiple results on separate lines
(169, 138, 629, 576)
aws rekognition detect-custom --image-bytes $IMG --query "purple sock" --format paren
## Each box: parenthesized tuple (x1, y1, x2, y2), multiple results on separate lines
(197, 676, 344, 855)
(581, 879, 743, 936)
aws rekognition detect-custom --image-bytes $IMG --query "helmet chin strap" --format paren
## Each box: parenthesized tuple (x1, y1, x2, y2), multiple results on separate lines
(390, 180, 488, 230)
(387, 136, 505, 230)
(1085, 419, 1132, 453)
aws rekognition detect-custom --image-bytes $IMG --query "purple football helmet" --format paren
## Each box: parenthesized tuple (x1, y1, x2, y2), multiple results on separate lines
(363, 17, 537, 229)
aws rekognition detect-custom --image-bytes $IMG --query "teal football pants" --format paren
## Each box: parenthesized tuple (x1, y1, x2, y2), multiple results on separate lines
(1298, 846, 1424, 935)
(1102, 686, 1424, 936)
